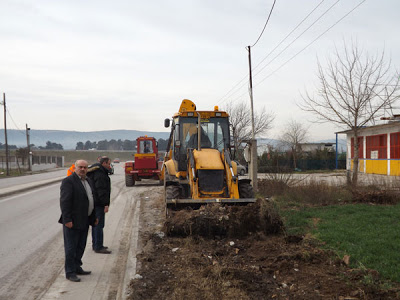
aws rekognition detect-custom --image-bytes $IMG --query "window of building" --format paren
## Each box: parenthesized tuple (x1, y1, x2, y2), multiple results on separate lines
(351, 137, 364, 159)
(390, 132, 400, 159)
(366, 134, 387, 159)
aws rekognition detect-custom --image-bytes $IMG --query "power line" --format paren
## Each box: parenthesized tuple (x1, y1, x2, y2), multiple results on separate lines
(6, 106, 25, 134)
(223, 0, 366, 106)
(253, 0, 340, 78)
(251, 0, 277, 48)
(253, 0, 326, 71)
(217, 72, 248, 105)
(254, 0, 367, 87)
(218, 0, 328, 105)
(217, 0, 278, 105)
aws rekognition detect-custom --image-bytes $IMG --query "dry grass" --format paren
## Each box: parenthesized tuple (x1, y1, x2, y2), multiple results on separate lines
(259, 174, 400, 207)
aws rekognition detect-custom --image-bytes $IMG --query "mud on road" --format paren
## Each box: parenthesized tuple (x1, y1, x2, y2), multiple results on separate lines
(128, 193, 400, 299)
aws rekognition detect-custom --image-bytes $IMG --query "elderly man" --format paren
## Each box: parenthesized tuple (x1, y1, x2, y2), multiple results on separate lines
(59, 160, 98, 282)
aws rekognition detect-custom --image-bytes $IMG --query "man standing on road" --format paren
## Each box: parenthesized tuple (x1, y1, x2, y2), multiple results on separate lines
(87, 156, 112, 254)
(59, 160, 98, 282)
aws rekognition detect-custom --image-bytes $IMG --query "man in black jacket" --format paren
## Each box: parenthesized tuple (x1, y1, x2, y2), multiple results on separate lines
(87, 156, 112, 254)
(59, 160, 98, 282)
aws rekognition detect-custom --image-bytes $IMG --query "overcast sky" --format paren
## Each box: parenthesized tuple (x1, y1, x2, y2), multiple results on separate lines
(0, 0, 399, 141)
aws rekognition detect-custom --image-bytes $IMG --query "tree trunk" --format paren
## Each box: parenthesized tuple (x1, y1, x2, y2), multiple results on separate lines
(292, 148, 297, 169)
(352, 132, 360, 187)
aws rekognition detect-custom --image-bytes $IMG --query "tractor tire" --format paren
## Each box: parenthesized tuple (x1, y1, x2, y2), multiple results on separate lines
(166, 185, 180, 200)
(125, 175, 135, 187)
(238, 181, 254, 198)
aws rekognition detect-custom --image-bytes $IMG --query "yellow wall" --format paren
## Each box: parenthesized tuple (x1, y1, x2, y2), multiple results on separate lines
(351, 159, 364, 172)
(365, 160, 387, 175)
(390, 160, 400, 176)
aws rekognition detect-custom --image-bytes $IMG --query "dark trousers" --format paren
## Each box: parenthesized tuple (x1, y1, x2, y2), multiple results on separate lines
(63, 225, 89, 276)
(92, 206, 105, 250)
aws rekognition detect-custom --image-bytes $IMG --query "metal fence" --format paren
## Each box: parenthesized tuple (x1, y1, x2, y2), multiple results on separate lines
(258, 159, 347, 173)
(0, 155, 64, 170)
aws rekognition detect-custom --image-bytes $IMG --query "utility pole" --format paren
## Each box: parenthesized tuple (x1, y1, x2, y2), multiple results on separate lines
(3, 93, 10, 176)
(247, 46, 258, 192)
(26, 123, 31, 171)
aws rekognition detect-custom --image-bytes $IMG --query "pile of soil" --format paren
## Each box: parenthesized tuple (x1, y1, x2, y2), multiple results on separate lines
(128, 196, 400, 299)
(164, 200, 283, 238)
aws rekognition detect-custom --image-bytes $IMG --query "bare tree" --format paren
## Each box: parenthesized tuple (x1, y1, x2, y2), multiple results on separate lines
(224, 102, 275, 150)
(299, 42, 400, 185)
(279, 120, 308, 169)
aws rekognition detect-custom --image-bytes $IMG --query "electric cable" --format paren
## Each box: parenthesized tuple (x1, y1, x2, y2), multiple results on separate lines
(253, 0, 340, 77)
(251, 0, 277, 48)
(6, 106, 25, 134)
(254, 0, 367, 87)
(253, 0, 326, 71)
(218, 0, 327, 105)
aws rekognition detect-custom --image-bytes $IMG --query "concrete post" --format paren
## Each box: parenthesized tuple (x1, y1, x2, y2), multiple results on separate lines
(249, 139, 258, 192)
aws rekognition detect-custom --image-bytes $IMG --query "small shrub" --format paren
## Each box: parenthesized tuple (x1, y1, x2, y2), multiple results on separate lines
(351, 188, 400, 205)
(259, 178, 353, 207)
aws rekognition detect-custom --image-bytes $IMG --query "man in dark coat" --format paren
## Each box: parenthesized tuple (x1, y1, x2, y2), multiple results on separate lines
(87, 156, 112, 254)
(59, 159, 98, 282)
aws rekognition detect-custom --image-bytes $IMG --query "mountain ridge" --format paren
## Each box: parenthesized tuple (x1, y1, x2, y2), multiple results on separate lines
(0, 129, 346, 152)
(0, 129, 171, 150)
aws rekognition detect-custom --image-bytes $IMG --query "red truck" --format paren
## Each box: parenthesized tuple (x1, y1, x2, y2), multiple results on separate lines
(124, 136, 163, 186)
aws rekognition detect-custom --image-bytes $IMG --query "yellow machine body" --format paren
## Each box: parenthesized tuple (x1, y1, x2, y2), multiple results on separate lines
(163, 99, 255, 206)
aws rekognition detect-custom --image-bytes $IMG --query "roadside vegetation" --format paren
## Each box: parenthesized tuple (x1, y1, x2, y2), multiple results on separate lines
(0, 168, 30, 177)
(258, 175, 400, 283)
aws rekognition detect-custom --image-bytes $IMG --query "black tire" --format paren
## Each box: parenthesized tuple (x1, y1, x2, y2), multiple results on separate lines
(166, 185, 180, 200)
(125, 175, 135, 187)
(238, 181, 254, 198)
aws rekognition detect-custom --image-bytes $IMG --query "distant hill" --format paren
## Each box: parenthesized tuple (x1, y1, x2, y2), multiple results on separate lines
(0, 129, 347, 152)
(0, 129, 170, 150)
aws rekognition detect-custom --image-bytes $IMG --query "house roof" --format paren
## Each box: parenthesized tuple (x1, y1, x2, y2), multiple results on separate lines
(335, 121, 400, 135)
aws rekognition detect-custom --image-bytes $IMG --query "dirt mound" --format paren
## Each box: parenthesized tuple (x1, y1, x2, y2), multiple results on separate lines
(130, 234, 399, 300)
(128, 195, 400, 300)
(165, 200, 284, 238)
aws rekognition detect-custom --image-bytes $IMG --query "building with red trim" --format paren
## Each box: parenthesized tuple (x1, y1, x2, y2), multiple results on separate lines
(339, 120, 400, 176)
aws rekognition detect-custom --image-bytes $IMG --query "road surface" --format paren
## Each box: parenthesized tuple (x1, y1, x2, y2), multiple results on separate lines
(0, 163, 160, 300)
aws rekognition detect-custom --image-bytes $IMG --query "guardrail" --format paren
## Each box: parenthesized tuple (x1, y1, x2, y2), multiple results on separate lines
(0, 155, 64, 172)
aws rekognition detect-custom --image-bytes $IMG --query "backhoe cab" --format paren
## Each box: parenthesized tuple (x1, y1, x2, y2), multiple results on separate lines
(162, 99, 255, 207)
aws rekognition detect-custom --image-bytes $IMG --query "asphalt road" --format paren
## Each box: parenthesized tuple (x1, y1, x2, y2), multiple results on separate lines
(0, 184, 61, 279)
(0, 169, 67, 190)
(0, 163, 155, 300)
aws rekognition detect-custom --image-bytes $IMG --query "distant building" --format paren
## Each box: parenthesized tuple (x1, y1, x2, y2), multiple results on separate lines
(338, 117, 400, 176)
(298, 143, 334, 153)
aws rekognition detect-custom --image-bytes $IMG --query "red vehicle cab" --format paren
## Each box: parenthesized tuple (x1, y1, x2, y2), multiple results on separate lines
(124, 136, 162, 186)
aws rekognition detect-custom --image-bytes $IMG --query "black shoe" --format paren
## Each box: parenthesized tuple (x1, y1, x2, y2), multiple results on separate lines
(66, 274, 81, 282)
(94, 248, 112, 254)
(92, 246, 108, 251)
(77, 268, 91, 275)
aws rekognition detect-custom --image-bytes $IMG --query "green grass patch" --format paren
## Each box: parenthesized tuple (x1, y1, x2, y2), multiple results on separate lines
(281, 203, 400, 282)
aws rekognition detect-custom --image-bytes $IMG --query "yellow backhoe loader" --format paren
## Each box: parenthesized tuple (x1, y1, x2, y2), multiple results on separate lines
(162, 99, 255, 208)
